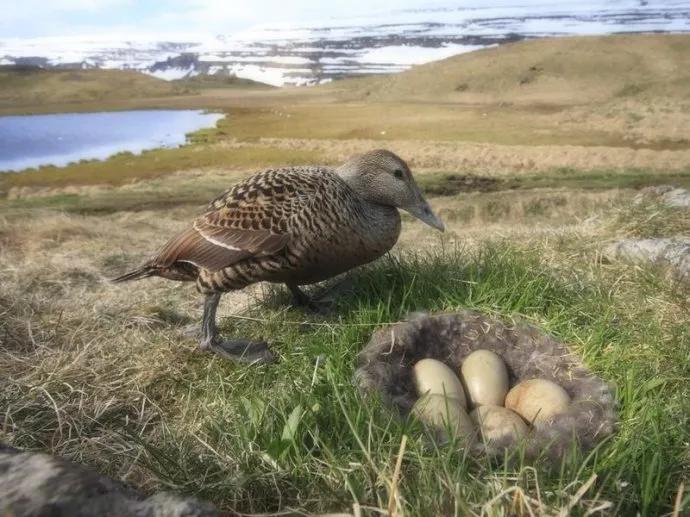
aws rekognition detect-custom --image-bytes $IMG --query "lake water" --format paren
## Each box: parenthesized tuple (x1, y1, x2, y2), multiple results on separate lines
(0, 110, 224, 172)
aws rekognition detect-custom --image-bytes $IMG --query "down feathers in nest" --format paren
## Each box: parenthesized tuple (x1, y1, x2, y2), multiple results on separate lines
(356, 311, 617, 463)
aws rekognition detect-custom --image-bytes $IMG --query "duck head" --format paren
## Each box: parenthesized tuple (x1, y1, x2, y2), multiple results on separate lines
(336, 149, 445, 232)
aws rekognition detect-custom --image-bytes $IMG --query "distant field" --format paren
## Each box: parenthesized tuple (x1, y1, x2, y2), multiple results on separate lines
(0, 67, 273, 114)
(332, 34, 690, 105)
(173, 73, 273, 90)
(3, 130, 690, 192)
(0, 68, 192, 111)
(2, 35, 690, 193)
(2, 34, 689, 138)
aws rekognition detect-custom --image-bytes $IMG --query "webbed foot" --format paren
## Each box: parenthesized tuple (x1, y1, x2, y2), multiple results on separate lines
(199, 293, 275, 364)
(202, 338, 275, 364)
(296, 298, 334, 314)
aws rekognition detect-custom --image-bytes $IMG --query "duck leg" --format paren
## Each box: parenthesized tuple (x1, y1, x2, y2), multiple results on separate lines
(199, 293, 275, 364)
(287, 283, 312, 307)
(286, 282, 332, 313)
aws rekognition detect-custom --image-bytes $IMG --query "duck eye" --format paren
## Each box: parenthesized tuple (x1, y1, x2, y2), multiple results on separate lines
(393, 169, 403, 179)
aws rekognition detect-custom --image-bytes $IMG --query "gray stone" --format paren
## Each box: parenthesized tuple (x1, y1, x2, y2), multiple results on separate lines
(634, 185, 690, 207)
(603, 238, 690, 279)
(662, 188, 690, 208)
(0, 444, 217, 517)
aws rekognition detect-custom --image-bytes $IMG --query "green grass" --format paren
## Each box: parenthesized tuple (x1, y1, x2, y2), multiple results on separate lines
(0, 68, 190, 110)
(2, 243, 687, 515)
(172, 74, 273, 90)
(0, 144, 325, 190)
(0, 191, 212, 215)
(5, 166, 688, 216)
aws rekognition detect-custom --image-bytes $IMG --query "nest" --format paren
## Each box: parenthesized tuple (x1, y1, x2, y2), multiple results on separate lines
(355, 311, 617, 463)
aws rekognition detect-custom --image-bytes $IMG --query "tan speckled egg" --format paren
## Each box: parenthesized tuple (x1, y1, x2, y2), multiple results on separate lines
(413, 358, 467, 408)
(460, 350, 509, 407)
(412, 394, 476, 443)
(505, 379, 571, 425)
(470, 405, 529, 444)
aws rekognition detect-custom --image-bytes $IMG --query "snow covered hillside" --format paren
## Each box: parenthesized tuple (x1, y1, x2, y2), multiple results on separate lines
(1, 1, 689, 86)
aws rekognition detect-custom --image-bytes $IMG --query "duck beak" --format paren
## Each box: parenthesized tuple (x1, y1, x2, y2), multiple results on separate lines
(405, 200, 445, 232)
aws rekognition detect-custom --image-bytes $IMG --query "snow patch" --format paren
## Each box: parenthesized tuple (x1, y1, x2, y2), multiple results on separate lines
(146, 67, 198, 80)
(225, 64, 312, 87)
(358, 44, 487, 65)
(1, 1, 689, 86)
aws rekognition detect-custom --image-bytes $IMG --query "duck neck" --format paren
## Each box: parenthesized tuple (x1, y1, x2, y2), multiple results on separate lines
(334, 166, 397, 217)
(354, 196, 401, 244)
(335, 163, 388, 207)
(336, 163, 366, 195)
(332, 168, 401, 247)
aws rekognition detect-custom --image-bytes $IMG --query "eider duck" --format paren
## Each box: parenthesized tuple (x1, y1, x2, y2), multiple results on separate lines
(113, 149, 444, 364)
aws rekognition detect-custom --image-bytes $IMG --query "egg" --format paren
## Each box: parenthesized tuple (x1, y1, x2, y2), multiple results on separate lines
(505, 379, 571, 425)
(413, 358, 467, 408)
(459, 350, 509, 407)
(412, 394, 475, 443)
(470, 405, 528, 443)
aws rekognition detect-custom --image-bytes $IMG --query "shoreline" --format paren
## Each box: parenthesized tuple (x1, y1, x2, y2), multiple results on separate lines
(0, 109, 226, 175)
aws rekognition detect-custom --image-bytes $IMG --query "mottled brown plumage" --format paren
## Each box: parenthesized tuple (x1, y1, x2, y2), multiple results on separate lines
(113, 150, 444, 363)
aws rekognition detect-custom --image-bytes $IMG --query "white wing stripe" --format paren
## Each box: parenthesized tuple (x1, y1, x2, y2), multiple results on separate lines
(193, 221, 243, 251)
(199, 233, 243, 251)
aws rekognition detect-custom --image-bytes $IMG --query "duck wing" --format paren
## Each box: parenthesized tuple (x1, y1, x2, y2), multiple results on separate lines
(152, 168, 324, 272)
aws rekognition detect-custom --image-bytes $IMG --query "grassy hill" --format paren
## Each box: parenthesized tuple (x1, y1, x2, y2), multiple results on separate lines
(3, 34, 689, 112)
(0, 68, 195, 110)
(0, 67, 273, 114)
(331, 34, 690, 105)
(211, 34, 690, 148)
(172, 73, 273, 90)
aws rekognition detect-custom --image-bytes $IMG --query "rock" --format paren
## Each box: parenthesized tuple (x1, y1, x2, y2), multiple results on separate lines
(0, 444, 217, 517)
(637, 185, 675, 198)
(663, 188, 690, 208)
(603, 238, 690, 279)
(634, 185, 690, 207)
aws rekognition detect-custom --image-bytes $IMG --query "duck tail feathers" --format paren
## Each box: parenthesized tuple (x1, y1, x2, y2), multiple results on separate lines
(110, 266, 157, 283)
